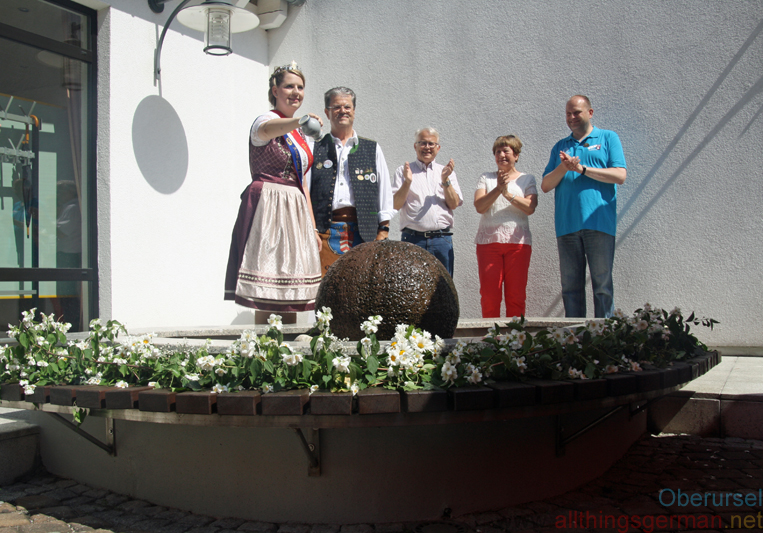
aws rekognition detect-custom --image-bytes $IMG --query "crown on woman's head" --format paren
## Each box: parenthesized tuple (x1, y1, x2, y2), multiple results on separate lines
(273, 60, 300, 76)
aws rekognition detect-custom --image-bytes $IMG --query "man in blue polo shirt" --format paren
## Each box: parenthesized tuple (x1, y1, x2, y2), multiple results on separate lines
(541, 95, 627, 318)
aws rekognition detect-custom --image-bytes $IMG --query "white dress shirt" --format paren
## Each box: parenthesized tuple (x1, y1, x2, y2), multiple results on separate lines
(392, 159, 463, 232)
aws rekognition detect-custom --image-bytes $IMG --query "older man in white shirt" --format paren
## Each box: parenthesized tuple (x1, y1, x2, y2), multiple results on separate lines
(392, 127, 463, 277)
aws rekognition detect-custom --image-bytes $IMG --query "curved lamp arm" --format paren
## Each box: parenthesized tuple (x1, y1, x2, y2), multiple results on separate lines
(153, 0, 193, 85)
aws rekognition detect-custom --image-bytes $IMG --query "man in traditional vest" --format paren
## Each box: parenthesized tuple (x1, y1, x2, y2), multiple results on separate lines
(308, 87, 394, 275)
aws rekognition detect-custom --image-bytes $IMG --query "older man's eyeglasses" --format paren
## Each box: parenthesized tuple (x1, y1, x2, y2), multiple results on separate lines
(416, 141, 439, 148)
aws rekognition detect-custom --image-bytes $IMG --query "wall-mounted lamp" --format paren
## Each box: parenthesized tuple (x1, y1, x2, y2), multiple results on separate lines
(149, 0, 260, 84)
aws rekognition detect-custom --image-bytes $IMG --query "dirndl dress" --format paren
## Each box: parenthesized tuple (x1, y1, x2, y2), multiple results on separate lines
(224, 113, 321, 312)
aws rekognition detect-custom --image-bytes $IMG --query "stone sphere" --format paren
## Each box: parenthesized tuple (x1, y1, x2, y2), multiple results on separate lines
(316, 240, 459, 340)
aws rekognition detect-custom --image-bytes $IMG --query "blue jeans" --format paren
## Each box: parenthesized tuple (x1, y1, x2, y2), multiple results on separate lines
(401, 231, 454, 277)
(557, 229, 615, 318)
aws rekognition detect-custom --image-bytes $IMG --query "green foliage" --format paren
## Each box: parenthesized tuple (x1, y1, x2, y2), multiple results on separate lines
(0, 305, 717, 398)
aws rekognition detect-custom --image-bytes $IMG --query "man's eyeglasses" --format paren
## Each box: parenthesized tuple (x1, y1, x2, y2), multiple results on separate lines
(328, 105, 353, 112)
(416, 141, 439, 148)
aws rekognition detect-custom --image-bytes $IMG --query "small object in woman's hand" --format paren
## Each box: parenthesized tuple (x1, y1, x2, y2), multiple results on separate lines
(299, 115, 322, 139)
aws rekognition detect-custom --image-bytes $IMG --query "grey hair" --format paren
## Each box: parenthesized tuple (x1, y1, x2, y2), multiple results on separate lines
(324, 87, 356, 109)
(414, 127, 440, 142)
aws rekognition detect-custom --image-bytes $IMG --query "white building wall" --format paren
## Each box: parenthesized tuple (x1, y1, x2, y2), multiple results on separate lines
(266, 0, 763, 346)
(92, 0, 763, 347)
(94, 1, 270, 328)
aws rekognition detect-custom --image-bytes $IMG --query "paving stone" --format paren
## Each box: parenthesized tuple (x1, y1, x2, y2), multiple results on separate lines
(0, 489, 27, 503)
(22, 486, 54, 496)
(178, 515, 215, 528)
(70, 515, 114, 530)
(36, 506, 77, 520)
(157, 522, 195, 533)
(129, 518, 171, 530)
(371, 523, 402, 533)
(91, 509, 125, 522)
(68, 485, 91, 496)
(238, 521, 277, 532)
(82, 490, 109, 500)
(473, 512, 502, 525)
(186, 527, 222, 533)
(141, 505, 168, 516)
(156, 509, 190, 521)
(61, 497, 95, 507)
(44, 489, 78, 502)
(0, 503, 16, 513)
(14, 495, 61, 511)
(210, 518, 245, 530)
(308, 525, 339, 533)
(277, 524, 310, 533)
(116, 501, 152, 512)
(53, 480, 78, 490)
(109, 513, 145, 527)
(72, 504, 106, 515)
(70, 524, 97, 532)
(338, 526, 372, 533)
(0, 511, 30, 527)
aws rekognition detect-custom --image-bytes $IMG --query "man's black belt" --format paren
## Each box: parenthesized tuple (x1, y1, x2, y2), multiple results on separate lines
(402, 227, 453, 239)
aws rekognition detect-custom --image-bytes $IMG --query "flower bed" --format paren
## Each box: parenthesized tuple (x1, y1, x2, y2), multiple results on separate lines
(0, 306, 719, 420)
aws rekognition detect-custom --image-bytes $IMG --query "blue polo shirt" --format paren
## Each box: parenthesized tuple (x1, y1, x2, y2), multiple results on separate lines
(543, 126, 626, 237)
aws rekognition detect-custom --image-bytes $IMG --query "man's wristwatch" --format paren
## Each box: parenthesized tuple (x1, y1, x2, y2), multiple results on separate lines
(581, 166, 587, 176)
(442, 179, 451, 188)
(378, 225, 390, 232)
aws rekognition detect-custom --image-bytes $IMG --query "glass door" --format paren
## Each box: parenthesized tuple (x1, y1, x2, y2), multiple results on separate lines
(0, 0, 96, 332)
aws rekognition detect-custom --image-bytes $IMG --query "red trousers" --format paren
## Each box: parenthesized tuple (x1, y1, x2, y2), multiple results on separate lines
(476, 243, 532, 318)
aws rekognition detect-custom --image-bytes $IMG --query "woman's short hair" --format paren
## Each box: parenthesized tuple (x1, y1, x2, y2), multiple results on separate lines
(492, 135, 523, 156)
(268, 64, 306, 108)
(324, 87, 356, 109)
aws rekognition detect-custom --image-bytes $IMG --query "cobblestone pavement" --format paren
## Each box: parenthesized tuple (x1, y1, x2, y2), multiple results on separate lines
(1, 434, 762, 533)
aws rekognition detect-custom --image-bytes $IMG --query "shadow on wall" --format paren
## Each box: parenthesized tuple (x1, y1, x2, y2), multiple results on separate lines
(132, 95, 189, 194)
(543, 19, 763, 316)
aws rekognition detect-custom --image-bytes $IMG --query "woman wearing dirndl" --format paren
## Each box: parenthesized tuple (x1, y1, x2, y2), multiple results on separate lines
(224, 62, 323, 313)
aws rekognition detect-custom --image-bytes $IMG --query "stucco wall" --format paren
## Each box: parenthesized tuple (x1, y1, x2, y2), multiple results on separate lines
(94, 1, 763, 347)
(96, 1, 269, 328)
(265, 0, 763, 346)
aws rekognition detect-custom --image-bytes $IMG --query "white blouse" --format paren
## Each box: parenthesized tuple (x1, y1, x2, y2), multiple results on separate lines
(474, 172, 537, 246)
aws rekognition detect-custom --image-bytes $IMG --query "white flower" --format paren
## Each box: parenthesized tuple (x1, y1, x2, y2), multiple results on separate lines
(568, 367, 584, 379)
(314, 336, 325, 351)
(361, 319, 378, 335)
(316, 307, 332, 331)
(211, 383, 228, 394)
(467, 367, 483, 384)
(332, 355, 351, 373)
(386, 347, 402, 367)
(115, 380, 129, 388)
(86, 376, 102, 385)
(282, 351, 303, 366)
(197, 355, 217, 372)
(605, 365, 618, 374)
(36, 360, 49, 368)
(184, 373, 200, 382)
(148, 381, 158, 388)
(350, 382, 359, 396)
(629, 360, 642, 372)
(23, 385, 36, 395)
(215, 367, 226, 377)
(309, 384, 319, 395)
(267, 314, 283, 331)
(613, 308, 626, 319)
(441, 361, 458, 383)
(445, 353, 460, 366)
(261, 383, 273, 393)
(670, 307, 681, 316)
(636, 320, 649, 331)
